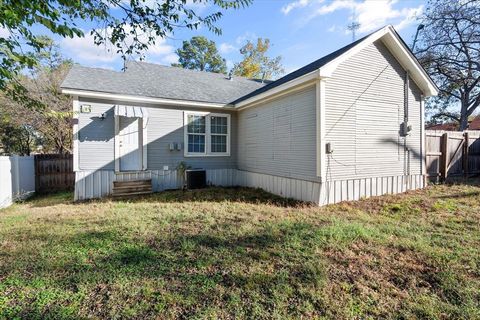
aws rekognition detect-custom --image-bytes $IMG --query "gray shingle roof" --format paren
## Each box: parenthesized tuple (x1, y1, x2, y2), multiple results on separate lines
(64, 27, 426, 105)
(61, 61, 267, 105)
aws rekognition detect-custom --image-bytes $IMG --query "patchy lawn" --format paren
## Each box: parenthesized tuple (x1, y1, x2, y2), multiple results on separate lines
(0, 184, 479, 319)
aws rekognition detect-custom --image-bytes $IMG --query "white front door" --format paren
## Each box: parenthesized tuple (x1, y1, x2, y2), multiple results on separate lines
(119, 117, 142, 171)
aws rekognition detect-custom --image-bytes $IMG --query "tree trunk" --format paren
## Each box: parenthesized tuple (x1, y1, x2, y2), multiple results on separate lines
(459, 115, 469, 131)
(459, 100, 469, 131)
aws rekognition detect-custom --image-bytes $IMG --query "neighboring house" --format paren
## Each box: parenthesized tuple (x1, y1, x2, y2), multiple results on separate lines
(427, 115, 480, 131)
(61, 25, 438, 205)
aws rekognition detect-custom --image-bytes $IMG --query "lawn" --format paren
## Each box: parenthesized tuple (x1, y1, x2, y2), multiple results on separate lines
(0, 183, 479, 319)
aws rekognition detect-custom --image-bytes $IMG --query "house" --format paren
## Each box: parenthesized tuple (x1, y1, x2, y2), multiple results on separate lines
(61, 25, 438, 205)
(427, 115, 480, 131)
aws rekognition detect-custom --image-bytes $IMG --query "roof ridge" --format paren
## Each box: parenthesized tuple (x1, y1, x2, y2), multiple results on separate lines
(72, 64, 123, 73)
(126, 60, 264, 83)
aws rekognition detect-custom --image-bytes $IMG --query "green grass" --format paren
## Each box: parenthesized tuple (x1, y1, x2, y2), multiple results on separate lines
(0, 184, 479, 319)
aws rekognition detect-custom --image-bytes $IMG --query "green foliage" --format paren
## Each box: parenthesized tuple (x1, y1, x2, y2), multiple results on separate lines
(0, 0, 251, 106)
(0, 37, 74, 154)
(233, 38, 284, 80)
(0, 120, 38, 155)
(174, 36, 227, 73)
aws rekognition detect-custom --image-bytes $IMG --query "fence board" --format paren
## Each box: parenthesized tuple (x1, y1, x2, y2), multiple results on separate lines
(35, 154, 74, 193)
(426, 130, 480, 181)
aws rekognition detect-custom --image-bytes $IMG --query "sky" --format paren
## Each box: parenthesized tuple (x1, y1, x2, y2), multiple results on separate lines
(57, 0, 427, 76)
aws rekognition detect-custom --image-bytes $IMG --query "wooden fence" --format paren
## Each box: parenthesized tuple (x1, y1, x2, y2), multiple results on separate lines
(426, 130, 480, 182)
(34, 154, 75, 193)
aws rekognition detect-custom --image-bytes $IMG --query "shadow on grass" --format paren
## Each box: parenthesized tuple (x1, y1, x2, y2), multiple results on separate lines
(433, 190, 480, 199)
(110, 186, 309, 208)
(431, 177, 480, 199)
(1, 222, 327, 318)
(445, 176, 480, 186)
(25, 186, 308, 209)
(24, 191, 74, 208)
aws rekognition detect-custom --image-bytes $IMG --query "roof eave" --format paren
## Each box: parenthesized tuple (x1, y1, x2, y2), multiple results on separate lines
(318, 25, 438, 97)
(234, 70, 322, 109)
(234, 26, 438, 109)
(61, 88, 234, 109)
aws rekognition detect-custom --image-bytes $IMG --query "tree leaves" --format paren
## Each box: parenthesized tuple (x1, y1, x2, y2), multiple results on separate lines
(174, 36, 227, 74)
(0, 0, 252, 106)
(233, 38, 284, 80)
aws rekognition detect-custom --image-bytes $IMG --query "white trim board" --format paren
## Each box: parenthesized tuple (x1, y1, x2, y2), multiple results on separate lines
(72, 96, 80, 172)
(235, 25, 438, 110)
(316, 79, 327, 180)
(62, 89, 231, 109)
(235, 72, 320, 109)
(318, 25, 437, 97)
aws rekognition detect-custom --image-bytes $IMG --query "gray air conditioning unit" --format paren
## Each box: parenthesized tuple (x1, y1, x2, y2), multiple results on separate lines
(185, 169, 206, 189)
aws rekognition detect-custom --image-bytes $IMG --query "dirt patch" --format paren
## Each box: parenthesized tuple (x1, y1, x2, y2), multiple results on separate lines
(323, 241, 439, 317)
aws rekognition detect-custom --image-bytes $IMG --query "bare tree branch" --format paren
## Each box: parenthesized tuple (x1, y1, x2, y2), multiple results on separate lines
(417, 0, 480, 131)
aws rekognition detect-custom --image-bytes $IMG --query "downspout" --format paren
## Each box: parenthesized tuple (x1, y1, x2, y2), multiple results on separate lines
(404, 71, 411, 177)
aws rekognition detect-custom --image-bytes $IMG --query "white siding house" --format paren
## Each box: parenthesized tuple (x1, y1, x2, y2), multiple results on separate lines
(62, 25, 437, 205)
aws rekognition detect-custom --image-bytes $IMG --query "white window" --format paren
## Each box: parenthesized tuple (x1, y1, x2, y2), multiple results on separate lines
(186, 114, 206, 154)
(184, 112, 230, 156)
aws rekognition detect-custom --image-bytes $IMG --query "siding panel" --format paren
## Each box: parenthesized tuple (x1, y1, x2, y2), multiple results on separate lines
(78, 103, 115, 170)
(237, 86, 318, 181)
(325, 40, 423, 180)
(77, 98, 237, 171)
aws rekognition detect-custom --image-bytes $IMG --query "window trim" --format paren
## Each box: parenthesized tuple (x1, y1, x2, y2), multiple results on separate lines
(183, 111, 231, 157)
(185, 112, 207, 155)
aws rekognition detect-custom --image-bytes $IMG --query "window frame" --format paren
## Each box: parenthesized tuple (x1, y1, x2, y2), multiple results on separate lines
(185, 112, 207, 155)
(183, 112, 231, 157)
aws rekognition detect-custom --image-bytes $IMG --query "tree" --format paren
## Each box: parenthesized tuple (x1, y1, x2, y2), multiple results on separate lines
(0, 38, 73, 154)
(416, 0, 480, 131)
(232, 38, 284, 80)
(0, 120, 38, 155)
(173, 36, 227, 73)
(0, 0, 251, 106)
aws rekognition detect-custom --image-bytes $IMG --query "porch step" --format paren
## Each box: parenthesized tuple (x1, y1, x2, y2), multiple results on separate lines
(113, 179, 152, 187)
(112, 179, 152, 198)
(112, 190, 153, 198)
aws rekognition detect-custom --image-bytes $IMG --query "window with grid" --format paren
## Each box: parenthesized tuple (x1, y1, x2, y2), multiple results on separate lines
(187, 114, 206, 153)
(210, 115, 228, 153)
(184, 112, 230, 156)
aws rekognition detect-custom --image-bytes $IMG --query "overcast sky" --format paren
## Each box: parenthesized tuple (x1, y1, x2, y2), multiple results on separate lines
(57, 0, 426, 76)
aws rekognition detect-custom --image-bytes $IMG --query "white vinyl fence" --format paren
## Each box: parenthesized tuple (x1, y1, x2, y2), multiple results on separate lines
(0, 156, 35, 208)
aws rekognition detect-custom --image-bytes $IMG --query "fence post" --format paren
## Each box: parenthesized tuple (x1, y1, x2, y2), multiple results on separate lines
(463, 132, 469, 178)
(13, 156, 20, 197)
(440, 132, 449, 181)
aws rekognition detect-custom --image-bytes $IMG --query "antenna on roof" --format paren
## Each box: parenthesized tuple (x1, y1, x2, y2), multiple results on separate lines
(347, 9, 360, 42)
